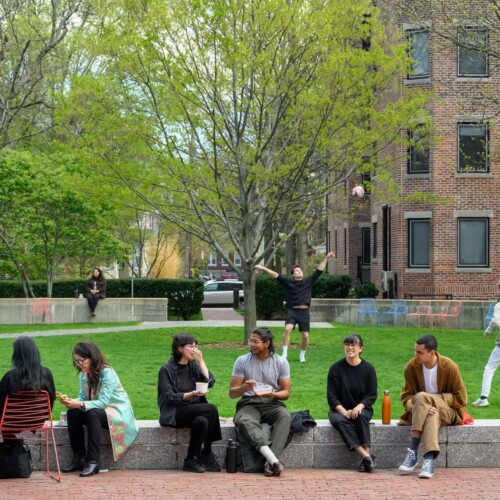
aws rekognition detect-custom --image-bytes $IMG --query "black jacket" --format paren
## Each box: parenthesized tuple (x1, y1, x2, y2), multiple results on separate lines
(157, 358, 215, 427)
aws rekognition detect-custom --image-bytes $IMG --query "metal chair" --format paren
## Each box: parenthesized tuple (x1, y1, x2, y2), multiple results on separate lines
(0, 390, 61, 482)
(434, 300, 462, 330)
(29, 298, 52, 324)
(405, 300, 431, 328)
(382, 299, 408, 326)
(483, 303, 496, 330)
(430, 301, 450, 329)
(357, 298, 380, 326)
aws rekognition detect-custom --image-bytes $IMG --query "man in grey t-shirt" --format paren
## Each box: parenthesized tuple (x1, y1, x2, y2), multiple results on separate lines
(229, 327, 291, 477)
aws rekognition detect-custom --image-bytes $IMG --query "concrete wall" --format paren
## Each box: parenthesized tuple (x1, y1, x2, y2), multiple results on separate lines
(0, 298, 168, 324)
(310, 298, 493, 330)
(37, 419, 500, 472)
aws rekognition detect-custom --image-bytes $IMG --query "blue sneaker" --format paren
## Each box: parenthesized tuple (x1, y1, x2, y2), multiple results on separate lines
(398, 448, 418, 473)
(419, 458, 434, 479)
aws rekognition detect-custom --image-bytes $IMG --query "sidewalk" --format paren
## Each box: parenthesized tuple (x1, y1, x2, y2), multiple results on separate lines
(0, 309, 333, 339)
(0, 468, 497, 499)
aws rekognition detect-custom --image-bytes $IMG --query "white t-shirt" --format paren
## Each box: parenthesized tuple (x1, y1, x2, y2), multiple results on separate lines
(423, 364, 438, 394)
(232, 352, 290, 396)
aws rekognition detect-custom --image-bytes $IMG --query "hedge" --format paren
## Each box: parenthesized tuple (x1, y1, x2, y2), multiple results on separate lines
(0, 279, 204, 320)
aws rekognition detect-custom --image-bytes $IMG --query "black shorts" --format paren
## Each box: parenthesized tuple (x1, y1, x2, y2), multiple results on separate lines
(285, 308, 310, 332)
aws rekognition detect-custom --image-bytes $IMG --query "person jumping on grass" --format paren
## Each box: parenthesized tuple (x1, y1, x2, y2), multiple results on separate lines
(254, 251, 334, 363)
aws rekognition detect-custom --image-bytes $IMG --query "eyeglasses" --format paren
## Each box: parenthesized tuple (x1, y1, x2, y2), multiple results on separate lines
(74, 358, 87, 366)
(184, 344, 198, 349)
(248, 339, 263, 345)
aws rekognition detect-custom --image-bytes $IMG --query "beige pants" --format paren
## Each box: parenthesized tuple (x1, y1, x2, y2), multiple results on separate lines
(411, 392, 456, 456)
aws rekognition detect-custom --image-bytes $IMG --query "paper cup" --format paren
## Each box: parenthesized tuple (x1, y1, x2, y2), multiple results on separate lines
(196, 382, 208, 394)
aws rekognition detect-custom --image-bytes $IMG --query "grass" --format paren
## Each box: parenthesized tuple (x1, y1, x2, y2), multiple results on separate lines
(0, 322, 141, 334)
(0, 324, 498, 421)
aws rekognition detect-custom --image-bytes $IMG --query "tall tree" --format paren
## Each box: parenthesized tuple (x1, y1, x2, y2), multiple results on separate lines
(64, 0, 429, 339)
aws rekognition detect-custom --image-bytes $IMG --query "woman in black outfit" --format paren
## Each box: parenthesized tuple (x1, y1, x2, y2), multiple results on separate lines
(157, 333, 222, 473)
(327, 333, 378, 473)
(86, 268, 107, 317)
(0, 336, 56, 436)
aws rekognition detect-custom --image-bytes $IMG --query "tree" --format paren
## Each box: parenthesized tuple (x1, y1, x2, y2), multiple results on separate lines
(0, 0, 92, 148)
(63, 0, 429, 339)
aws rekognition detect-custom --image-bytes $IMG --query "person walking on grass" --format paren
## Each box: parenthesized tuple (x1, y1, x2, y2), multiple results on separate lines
(254, 251, 335, 363)
(472, 298, 500, 407)
(398, 334, 467, 480)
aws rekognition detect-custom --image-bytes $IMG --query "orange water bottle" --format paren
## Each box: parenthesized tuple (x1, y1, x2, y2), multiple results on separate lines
(382, 390, 391, 425)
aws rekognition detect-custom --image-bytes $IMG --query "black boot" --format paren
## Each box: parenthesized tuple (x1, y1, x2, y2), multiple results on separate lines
(62, 456, 85, 473)
(80, 461, 99, 477)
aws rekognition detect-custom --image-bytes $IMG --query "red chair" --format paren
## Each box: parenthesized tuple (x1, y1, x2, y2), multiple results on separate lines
(30, 298, 52, 324)
(434, 300, 462, 330)
(405, 300, 432, 328)
(0, 390, 61, 482)
(430, 302, 450, 329)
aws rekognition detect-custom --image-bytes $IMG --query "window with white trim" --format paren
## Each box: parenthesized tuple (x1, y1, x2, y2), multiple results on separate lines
(458, 218, 489, 267)
(458, 27, 488, 77)
(408, 219, 430, 268)
(407, 30, 429, 79)
(458, 123, 488, 172)
(208, 253, 217, 266)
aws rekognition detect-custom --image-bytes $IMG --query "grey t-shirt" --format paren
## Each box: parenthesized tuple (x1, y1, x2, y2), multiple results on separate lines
(232, 352, 290, 396)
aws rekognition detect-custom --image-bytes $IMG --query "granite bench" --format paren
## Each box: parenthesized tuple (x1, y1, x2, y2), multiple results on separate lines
(32, 419, 500, 472)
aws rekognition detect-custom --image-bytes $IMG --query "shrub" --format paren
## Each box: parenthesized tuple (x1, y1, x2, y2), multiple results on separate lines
(354, 282, 379, 298)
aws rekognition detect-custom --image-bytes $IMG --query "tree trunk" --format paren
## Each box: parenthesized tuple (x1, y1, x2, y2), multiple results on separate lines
(242, 262, 257, 343)
(297, 231, 308, 273)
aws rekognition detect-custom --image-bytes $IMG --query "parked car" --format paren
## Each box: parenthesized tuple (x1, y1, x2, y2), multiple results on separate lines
(221, 270, 240, 280)
(203, 280, 244, 306)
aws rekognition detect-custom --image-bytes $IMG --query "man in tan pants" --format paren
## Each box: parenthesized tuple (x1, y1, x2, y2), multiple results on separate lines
(398, 334, 467, 479)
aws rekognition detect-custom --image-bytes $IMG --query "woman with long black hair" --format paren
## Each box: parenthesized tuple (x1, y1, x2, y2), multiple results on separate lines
(86, 268, 107, 317)
(0, 336, 56, 434)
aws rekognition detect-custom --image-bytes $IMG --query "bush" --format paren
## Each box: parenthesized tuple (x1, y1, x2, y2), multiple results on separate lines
(255, 273, 352, 320)
(354, 282, 379, 298)
(0, 278, 204, 320)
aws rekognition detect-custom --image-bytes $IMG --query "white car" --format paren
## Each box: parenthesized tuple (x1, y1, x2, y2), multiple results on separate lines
(203, 280, 244, 306)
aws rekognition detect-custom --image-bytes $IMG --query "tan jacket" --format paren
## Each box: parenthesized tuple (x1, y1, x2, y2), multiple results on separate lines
(399, 353, 467, 425)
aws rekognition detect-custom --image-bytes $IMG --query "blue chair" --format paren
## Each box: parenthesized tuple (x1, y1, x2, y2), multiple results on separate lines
(357, 298, 380, 326)
(483, 303, 496, 330)
(382, 299, 408, 326)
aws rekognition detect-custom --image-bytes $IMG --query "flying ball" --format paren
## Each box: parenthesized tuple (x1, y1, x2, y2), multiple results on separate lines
(352, 185, 365, 198)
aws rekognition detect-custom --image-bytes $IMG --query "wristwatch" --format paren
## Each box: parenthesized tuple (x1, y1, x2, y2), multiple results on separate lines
(80, 401, 85, 410)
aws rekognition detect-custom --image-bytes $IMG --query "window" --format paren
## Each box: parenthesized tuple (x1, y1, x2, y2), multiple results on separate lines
(372, 222, 378, 258)
(362, 228, 371, 265)
(408, 219, 430, 268)
(344, 228, 347, 266)
(234, 253, 241, 266)
(458, 28, 488, 77)
(208, 253, 217, 266)
(458, 123, 488, 172)
(407, 127, 430, 173)
(407, 30, 429, 79)
(334, 229, 338, 258)
(458, 218, 488, 267)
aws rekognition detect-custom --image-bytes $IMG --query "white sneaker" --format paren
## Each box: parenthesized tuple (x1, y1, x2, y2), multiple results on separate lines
(418, 458, 434, 479)
(299, 357, 306, 363)
(471, 397, 489, 407)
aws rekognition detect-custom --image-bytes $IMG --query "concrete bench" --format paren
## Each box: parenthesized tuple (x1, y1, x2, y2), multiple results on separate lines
(35, 419, 500, 471)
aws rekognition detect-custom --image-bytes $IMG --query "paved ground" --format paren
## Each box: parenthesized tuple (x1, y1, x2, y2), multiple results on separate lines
(0, 468, 498, 499)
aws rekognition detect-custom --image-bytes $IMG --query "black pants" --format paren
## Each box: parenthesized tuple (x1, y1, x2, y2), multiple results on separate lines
(174, 403, 222, 459)
(329, 409, 372, 451)
(67, 408, 109, 462)
(86, 294, 102, 314)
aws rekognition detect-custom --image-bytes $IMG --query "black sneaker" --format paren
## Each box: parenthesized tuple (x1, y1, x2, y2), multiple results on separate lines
(182, 458, 205, 473)
(199, 452, 221, 472)
(359, 455, 375, 473)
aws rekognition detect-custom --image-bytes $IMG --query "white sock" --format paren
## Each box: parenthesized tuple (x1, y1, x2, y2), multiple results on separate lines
(259, 445, 278, 465)
(281, 346, 288, 358)
(299, 350, 306, 360)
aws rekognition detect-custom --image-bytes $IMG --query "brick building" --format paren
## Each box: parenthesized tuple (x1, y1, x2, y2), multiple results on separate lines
(328, 0, 500, 300)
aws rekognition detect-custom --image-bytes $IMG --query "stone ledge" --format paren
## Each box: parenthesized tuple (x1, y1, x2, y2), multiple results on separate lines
(33, 419, 500, 471)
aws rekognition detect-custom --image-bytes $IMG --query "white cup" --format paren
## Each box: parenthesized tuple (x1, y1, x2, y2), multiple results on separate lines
(60, 412, 67, 424)
(196, 382, 208, 394)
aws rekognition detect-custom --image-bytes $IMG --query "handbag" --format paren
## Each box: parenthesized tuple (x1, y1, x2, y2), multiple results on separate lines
(0, 441, 32, 479)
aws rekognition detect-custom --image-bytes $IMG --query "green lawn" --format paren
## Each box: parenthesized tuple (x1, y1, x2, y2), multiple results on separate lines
(0, 324, 497, 421)
(0, 322, 141, 334)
